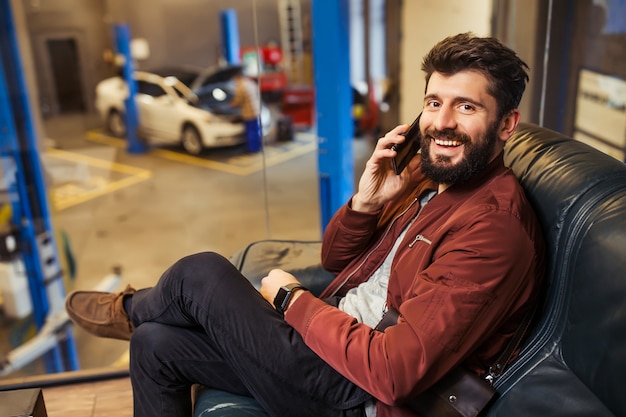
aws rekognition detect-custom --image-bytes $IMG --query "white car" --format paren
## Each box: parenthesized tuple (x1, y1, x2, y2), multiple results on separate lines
(94, 66, 271, 155)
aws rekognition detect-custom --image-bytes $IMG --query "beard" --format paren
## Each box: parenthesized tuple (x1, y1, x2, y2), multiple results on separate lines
(420, 121, 499, 186)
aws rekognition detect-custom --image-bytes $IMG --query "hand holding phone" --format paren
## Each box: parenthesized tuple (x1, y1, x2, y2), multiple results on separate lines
(391, 113, 422, 175)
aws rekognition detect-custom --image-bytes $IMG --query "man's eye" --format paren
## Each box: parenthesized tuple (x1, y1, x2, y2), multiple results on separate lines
(460, 104, 475, 112)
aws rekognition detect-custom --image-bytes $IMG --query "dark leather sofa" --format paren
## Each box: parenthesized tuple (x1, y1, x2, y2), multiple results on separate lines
(194, 123, 626, 417)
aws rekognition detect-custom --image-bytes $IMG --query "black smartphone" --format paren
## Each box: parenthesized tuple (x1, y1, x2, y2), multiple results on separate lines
(391, 112, 422, 175)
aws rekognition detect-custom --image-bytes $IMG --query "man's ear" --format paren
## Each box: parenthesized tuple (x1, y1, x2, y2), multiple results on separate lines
(498, 109, 521, 142)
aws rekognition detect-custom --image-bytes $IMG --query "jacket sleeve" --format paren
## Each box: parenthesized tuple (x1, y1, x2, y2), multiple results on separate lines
(320, 198, 382, 274)
(286, 206, 541, 406)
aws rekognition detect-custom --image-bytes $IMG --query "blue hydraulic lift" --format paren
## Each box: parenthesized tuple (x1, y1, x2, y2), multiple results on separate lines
(0, 0, 78, 374)
(312, 0, 354, 230)
(113, 23, 146, 155)
(221, 9, 241, 65)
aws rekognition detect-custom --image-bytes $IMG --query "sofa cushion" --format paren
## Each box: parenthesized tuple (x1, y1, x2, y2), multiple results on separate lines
(488, 123, 626, 416)
(194, 388, 269, 417)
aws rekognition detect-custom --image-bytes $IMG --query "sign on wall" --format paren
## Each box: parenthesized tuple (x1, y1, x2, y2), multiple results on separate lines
(574, 68, 626, 161)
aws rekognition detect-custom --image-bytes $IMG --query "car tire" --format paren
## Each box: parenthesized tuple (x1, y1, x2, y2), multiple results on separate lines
(181, 125, 204, 155)
(107, 110, 126, 137)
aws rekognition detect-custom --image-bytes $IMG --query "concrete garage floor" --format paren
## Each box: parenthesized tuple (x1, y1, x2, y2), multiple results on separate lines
(0, 113, 373, 378)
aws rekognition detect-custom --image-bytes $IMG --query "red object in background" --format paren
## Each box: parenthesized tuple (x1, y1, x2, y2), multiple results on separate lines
(259, 72, 288, 93)
(262, 44, 282, 66)
(281, 86, 314, 128)
(241, 45, 288, 96)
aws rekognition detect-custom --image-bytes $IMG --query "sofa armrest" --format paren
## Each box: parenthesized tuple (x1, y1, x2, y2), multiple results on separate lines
(229, 239, 334, 297)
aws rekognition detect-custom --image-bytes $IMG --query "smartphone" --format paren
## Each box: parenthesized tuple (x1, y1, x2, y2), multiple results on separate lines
(391, 112, 422, 175)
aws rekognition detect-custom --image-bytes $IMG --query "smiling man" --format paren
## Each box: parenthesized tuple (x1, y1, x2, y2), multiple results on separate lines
(420, 71, 506, 190)
(418, 35, 527, 192)
(66, 33, 546, 417)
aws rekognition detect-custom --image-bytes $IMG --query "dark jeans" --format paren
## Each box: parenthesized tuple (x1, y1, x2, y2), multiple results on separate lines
(126, 252, 370, 417)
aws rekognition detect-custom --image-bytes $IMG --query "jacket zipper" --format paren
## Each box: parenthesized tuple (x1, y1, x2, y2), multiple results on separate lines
(408, 234, 432, 247)
(328, 197, 419, 297)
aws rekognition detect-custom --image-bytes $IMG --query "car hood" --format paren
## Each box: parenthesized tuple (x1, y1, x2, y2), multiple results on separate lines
(189, 64, 243, 91)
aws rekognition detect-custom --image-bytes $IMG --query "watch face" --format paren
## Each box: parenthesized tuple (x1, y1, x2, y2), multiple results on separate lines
(274, 287, 290, 313)
(273, 284, 305, 314)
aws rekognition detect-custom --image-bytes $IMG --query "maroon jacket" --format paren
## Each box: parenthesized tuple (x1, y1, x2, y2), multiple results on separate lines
(285, 154, 546, 416)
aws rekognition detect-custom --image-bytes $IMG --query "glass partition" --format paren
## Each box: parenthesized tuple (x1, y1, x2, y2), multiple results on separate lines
(0, 0, 321, 382)
(0, 0, 624, 388)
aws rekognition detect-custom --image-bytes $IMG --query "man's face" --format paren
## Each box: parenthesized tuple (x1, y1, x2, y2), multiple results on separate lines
(419, 71, 504, 186)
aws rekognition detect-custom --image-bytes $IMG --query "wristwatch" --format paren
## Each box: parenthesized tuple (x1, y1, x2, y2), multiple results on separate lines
(273, 283, 307, 314)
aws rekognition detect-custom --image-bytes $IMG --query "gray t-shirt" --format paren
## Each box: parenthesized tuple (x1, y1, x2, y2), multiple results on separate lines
(337, 222, 411, 327)
(337, 190, 436, 417)
(338, 190, 436, 326)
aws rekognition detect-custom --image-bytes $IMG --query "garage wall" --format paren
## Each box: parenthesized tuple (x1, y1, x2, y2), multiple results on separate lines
(398, 0, 493, 125)
(492, 0, 541, 125)
(20, 0, 109, 116)
(20, 0, 289, 118)
(105, 0, 285, 70)
(397, 0, 545, 127)
(8, 0, 46, 143)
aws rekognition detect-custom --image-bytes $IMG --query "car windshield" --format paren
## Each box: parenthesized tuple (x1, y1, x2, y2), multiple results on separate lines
(136, 80, 167, 97)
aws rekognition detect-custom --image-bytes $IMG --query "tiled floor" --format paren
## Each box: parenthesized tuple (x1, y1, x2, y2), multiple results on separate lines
(43, 376, 133, 417)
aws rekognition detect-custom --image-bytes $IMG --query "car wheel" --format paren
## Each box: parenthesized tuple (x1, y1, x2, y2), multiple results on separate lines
(181, 125, 204, 155)
(107, 110, 126, 137)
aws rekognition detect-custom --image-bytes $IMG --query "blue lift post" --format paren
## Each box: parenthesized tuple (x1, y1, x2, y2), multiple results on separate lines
(113, 23, 146, 154)
(220, 9, 241, 65)
(0, 0, 78, 372)
(312, 0, 354, 230)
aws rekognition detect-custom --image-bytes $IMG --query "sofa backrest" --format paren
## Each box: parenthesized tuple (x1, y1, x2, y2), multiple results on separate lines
(488, 123, 626, 416)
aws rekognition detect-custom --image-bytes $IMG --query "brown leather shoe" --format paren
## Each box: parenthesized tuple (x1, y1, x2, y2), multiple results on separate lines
(65, 285, 136, 341)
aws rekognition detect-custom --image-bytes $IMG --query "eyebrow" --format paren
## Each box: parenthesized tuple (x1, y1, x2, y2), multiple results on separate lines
(424, 93, 487, 110)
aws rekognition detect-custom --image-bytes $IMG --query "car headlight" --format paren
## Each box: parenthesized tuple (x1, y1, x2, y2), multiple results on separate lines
(212, 88, 228, 102)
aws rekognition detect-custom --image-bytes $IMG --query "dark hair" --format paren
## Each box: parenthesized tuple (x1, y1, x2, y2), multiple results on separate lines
(421, 32, 530, 120)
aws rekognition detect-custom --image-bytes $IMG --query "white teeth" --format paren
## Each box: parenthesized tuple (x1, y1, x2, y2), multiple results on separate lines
(434, 139, 462, 147)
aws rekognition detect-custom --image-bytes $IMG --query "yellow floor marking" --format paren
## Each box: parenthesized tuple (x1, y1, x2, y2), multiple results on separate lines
(85, 130, 317, 176)
(44, 148, 152, 211)
(0, 204, 11, 226)
(153, 148, 250, 175)
(47, 147, 151, 176)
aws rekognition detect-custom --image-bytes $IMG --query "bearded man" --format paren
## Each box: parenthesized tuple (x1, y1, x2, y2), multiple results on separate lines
(66, 32, 546, 417)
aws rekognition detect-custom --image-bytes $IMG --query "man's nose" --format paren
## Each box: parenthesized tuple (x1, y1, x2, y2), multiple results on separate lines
(433, 106, 457, 131)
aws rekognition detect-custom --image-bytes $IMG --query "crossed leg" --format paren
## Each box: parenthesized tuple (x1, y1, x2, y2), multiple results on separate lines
(125, 252, 369, 417)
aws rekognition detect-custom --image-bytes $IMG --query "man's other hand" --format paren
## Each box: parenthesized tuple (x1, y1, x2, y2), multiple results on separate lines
(260, 269, 301, 307)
